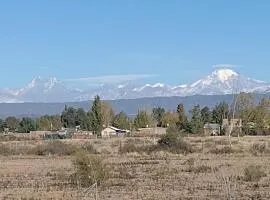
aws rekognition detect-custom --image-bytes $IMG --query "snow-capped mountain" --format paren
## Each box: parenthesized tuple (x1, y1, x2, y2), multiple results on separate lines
(1, 68, 270, 103)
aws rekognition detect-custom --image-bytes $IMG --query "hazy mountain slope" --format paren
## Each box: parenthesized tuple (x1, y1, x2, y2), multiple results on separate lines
(0, 93, 269, 118)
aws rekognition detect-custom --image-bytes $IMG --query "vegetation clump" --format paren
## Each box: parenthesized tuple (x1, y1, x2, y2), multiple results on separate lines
(157, 131, 193, 154)
(250, 143, 269, 156)
(32, 141, 76, 156)
(209, 146, 234, 154)
(243, 165, 266, 182)
(71, 150, 108, 187)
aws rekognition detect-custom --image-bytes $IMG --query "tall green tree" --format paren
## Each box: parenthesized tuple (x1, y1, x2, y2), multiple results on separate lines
(0, 119, 4, 132)
(212, 102, 229, 124)
(91, 95, 103, 136)
(189, 105, 203, 134)
(152, 107, 165, 127)
(134, 110, 150, 129)
(254, 98, 270, 130)
(113, 111, 130, 130)
(176, 104, 188, 130)
(61, 106, 77, 128)
(201, 106, 212, 124)
(76, 108, 90, 130)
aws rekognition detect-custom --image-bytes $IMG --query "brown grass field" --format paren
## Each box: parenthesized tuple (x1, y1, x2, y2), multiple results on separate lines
(1, 135, 270, 200)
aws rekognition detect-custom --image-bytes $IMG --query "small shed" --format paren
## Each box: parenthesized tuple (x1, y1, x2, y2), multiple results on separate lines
(101, 127, 117, 137)
(101, 126, 129, 137)
(204, 123, 221, 136)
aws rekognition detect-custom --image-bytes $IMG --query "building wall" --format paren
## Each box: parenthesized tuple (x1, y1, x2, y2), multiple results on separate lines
(101, 128, 117, 137)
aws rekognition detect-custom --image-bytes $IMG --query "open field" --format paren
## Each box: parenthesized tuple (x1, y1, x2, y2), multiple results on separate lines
(1, 136, 270, 199)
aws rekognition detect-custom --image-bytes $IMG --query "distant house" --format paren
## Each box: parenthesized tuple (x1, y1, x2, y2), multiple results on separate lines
(203, 123, 221, 136)
(101, 126, 129, 138)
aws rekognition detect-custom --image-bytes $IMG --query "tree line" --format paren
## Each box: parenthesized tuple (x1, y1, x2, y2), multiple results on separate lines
(0, 93, 270, 136)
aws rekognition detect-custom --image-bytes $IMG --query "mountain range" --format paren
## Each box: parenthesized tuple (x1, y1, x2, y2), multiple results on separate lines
(1, 68, 270, 103)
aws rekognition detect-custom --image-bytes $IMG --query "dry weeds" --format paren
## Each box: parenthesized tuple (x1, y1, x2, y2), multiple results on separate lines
(1, 136, 270, 199)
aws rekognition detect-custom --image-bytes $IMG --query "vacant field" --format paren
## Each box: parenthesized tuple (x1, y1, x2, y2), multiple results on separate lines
(1, 136, 270, 200)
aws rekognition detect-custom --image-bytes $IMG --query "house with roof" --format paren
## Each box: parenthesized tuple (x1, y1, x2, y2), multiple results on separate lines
(203, 123, 221, 136)
(101, 126, 129, 137)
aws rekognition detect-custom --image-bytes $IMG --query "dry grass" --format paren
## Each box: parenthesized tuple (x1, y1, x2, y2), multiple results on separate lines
(1, 136, 270, 199)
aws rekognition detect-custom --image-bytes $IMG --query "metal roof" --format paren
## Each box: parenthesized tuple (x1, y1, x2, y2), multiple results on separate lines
(204, 123, 220, 129)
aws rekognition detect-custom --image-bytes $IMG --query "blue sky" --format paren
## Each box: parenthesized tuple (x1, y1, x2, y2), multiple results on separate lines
(1, 0, 270, 88)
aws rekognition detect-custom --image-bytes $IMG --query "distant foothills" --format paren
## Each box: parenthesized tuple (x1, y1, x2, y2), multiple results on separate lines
(0, 93, 269, 118)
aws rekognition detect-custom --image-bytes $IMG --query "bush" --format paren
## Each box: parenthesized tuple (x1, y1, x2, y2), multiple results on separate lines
(166, 125, 182, 135)
(243, 165, 266, 182)
(192, 165, 213, 174)
(83, 142, 98, 154)
(31, 141, 76, 156)
(119, 132, 193, 155)
(0, 144, 13, 156)
(0, 135, 33, 142)
(0, 143, 32, 156)
(157, 132, 193, 154)
(209, 146, 234, 154)
(119, 142, 139, 154)
(250, 143, 269, 156)
(71, 150, 108, 187)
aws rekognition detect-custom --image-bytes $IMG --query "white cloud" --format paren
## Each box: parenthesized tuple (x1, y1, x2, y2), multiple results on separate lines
(64, 74, 156, 84)
(212, 64, 238, 69)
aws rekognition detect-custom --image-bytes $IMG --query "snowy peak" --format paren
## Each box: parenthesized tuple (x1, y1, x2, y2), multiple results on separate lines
(211, 68, 238, 82)
(0, 68, 270, 103)
(26, 76, 59, 89)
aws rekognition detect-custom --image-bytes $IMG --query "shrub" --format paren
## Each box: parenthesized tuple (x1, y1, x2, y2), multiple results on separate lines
(243, 165, 266, 182)
(192, 165, 213, 174)
(71, 150, 108, 187)
(119, 142, 139, 154)
(209, 146, 234, 154)
(157, 132, 193, 154)
(31, 141, 76, 156)
(119, 132, 193, 155)
(83, 142, 98, 154)
(166, 124, 182, 135)
(0, 144, 13, 156)
(250, 143, 269, 156)
(0, 143, 32, 156)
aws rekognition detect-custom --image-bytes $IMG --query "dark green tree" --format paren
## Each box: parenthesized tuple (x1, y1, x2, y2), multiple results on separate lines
(113, 111, 130, 130)
(152, 107, 165, 127)
(76, 108, 90, 130)
(61, 106, 77, 128)
(0, 119, 4, 132)
(212, 102, 229, 124)
(201, 106, 212, 124)
(176, 104, 188, 130)
(189, 105, 203, 134)
(91, 95, 103, 136)
(134, 110, 150, 129)
(19, 117, 37, 133)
